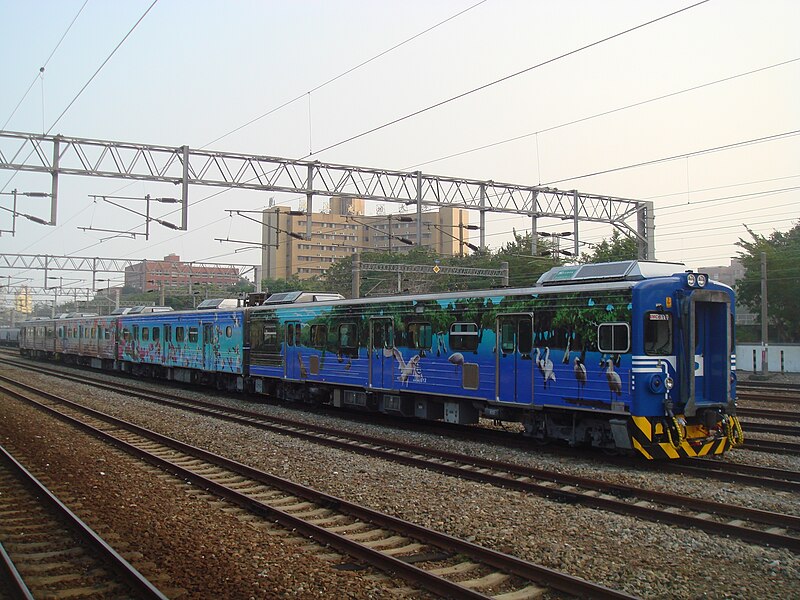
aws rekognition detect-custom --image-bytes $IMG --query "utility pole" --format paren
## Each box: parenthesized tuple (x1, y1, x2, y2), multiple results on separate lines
(760, 251, 768, 376)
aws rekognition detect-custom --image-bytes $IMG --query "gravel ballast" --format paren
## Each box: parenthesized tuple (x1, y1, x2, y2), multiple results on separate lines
(2, 361, 798, 599)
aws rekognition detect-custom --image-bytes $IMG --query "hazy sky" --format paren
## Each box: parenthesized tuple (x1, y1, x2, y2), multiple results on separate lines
(1, 0, 798, 301)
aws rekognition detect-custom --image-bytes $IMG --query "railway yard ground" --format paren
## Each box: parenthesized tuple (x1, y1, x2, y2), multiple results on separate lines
(1, 354, 798, 599)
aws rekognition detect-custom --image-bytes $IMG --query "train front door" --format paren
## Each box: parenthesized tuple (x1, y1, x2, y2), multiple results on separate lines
(688, 291, 732, 414)
(284, 320, 304, 380)
(369, 318, 394, 389)
(495, 314, 534, 404)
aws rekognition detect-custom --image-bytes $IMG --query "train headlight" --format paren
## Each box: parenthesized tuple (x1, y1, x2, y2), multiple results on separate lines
(686, 273, 696, 287)
(665, 376, 674, 390)
(697, 274, 707, 287)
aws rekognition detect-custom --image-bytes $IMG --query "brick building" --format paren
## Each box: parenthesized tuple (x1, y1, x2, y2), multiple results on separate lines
(124, 254, 239, 292)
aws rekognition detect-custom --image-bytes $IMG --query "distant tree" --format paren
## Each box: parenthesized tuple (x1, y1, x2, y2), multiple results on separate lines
(261, 276, 329, 295)
(735, 222, 800, 343)
(579, 229, 638, 264)
(494, 230, 557, 287)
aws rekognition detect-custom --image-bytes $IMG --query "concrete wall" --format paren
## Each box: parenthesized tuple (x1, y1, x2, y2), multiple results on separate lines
(736, 344, 800, 374)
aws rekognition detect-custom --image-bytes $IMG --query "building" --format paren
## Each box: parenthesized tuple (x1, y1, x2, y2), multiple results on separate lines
(261, 198, 472, 280)
(124, 254, 239, 292)
(697, 258, 755, 325)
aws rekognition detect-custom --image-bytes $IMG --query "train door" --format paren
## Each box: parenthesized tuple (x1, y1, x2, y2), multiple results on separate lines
(284, 320, 304, 380)
(495, 314, 534, 404)
(689, 292, 731, 413)
(369, 317, 394, 389)
(202, 322, 216, 371)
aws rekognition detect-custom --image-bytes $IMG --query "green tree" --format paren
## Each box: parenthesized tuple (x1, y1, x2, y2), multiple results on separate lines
(735, 222, 800, 343)
(579, 229, 638, 263)
(494, 230, 557, 287)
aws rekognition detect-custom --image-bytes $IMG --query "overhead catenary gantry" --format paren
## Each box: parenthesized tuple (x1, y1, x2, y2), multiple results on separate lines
(0, 129, 655, 259)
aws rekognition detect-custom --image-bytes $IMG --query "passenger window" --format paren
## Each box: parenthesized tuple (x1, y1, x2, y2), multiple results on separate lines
(644, 313, 672, 355)
(287, 324, 295, 347)
(407, 322, 432, 350)
(176, 327, 185, 342)
(225, 326, 232, 338)
(339, 323, 357, 349)
(152, 327, 160, 342)
(122, 328, 130, 341)
(188, 327, 199, 343)
(132, 325, 139, 340)
(164, 325, 171, 343)
(450, 322, 479, 352)
(310, 324, 328, 348)
(598, 323, 630, 353)
(142, 327, 150, 341)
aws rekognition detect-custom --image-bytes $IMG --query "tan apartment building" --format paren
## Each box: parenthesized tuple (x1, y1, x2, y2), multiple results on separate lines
(261, 197, 471, 280)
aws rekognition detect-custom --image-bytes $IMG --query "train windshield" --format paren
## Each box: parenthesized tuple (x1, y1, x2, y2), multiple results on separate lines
(644, 312, 673, 355)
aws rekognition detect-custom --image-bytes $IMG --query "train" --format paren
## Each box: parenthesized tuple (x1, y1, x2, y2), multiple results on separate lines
(17, 260, 743, 459)
(0, 326, 20, 347)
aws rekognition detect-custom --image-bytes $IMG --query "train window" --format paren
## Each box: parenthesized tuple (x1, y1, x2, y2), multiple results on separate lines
(142, 327, 150, 341)
(500, 322, 516, 354)
(132, 325, 139, 340)
(450, 322, 479, 352)
(598, 323, 630, 353)
(188, 327, 199, 343)
(105, 327, 111, 340)
(371, 320, 393, 349)
(225, 326, 232, 338)
(176, 327, 185, 342)
(407, 322, 432, 350)
(518, 318, 533, 354)
(287, 324, 295, 347)
(163, 325, 171, 343)
(644, 313, 672, 355)
(122, 328, 130, 341)
(339, 323, 357, 349)
(310, 324, 328, 348)
(152, 327, 160, 342)
(58, 326, 64, 338)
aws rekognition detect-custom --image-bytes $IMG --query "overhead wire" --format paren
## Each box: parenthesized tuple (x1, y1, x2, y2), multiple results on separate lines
(303, 0, 712, 159)
(200, 0, 490, 150)
(1, 0, 90, 131)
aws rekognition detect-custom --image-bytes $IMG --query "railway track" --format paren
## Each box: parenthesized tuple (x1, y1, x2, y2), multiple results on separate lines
(0, 377, 636, 600)
(0, 442, 167, 600)
(1, 364, 798, 555)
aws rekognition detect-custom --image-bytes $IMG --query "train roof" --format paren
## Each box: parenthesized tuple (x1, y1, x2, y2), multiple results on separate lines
(536, 260, 686, 286)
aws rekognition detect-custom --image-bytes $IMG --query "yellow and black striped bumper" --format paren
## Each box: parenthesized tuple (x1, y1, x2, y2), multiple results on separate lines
(630, 415, 730, 460)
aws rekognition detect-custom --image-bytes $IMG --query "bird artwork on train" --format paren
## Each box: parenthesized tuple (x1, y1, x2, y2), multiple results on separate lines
(602, 357, 622, 400)
(534, 347, 556, 389)
(393, 348, 421, 385)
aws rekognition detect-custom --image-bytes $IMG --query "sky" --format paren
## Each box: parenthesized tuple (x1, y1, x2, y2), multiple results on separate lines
(1, 0, 798, 304)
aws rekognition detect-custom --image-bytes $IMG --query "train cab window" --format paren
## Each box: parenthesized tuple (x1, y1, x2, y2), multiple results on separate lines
(598, 323, 630, 353)
(188, 327, 199, 343)
(450, 322, 479, 352)
(142, 327, 150, 341)
(644, 313, 672, 355)
(407, 322, 432, 350)
(310, 324, 328, 349)
(286, 324, 295, 347)
(176, 327, 185, 342)
(152, 327, 160, 342)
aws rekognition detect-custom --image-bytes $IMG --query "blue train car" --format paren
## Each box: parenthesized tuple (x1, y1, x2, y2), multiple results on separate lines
(118, 308, 245, 384)
(245, 261, 741, 459)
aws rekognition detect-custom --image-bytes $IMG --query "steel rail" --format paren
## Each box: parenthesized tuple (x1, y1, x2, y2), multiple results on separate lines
(0, 443, 168, 600)
(1, 365, 797, 553)
(0, 378, 636, 600)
